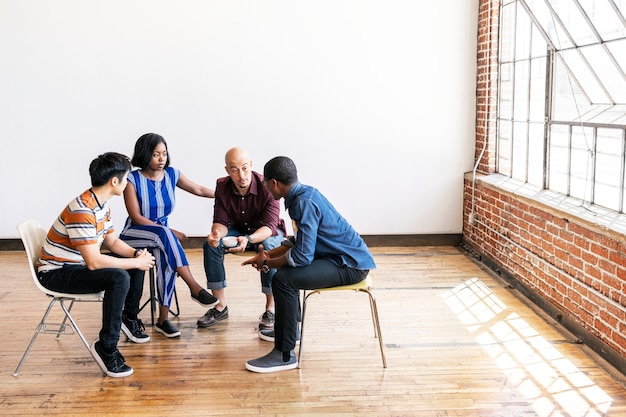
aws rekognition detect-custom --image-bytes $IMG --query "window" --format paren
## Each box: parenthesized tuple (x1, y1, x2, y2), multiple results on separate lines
(497, 0, 626, 213)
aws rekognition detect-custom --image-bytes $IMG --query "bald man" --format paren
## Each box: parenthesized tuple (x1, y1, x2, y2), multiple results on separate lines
(200, 148, 287, 330)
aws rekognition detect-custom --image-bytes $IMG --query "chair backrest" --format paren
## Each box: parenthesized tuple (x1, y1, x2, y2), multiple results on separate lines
(17, 220, 104, 300)
(17, 220, 51, 295)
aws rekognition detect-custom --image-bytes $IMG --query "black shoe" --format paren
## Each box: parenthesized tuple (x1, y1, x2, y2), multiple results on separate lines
(197, 306, 229, 328)
(91, 340, 133, 378)
(121, 313, 150, 344)
(155, 320, 181, 338)
(258, 328, 300, 345)
(191, 289, 219, 308)
(258, 310, 275, 330)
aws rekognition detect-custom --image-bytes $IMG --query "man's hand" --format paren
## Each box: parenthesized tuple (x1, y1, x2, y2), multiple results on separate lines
(135, 249, 155, 271)
(241, 244, 268, 271)
(207, 230, 220, 248)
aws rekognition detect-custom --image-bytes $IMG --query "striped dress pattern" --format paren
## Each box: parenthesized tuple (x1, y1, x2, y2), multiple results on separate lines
(120, 167, 187, 308)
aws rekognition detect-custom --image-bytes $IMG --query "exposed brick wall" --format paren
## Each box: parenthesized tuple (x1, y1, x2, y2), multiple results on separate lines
(464, 0, 626, 369)
(475, 0, 499, 175)
(463, 176, 626, 359)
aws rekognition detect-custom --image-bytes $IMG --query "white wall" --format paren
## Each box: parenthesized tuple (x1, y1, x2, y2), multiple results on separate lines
(0, 0, 478, 238)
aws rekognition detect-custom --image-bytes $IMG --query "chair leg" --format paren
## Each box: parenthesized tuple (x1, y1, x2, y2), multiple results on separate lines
(139, 268, 181, 324)
(139, 267, 158, 326)
(13, 297, 107, 376)
(13, 298, 57, 376)
(55, 299, 75, 340)
(297, 290, 316, 368)
(296, 288, 387, 369)
(58, 299, 107, 375)
(362, 289, 387, 368)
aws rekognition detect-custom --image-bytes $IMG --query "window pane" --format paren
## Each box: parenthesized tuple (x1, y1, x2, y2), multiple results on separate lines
(497, 0, 626, 214)
(594, 128, 624, 210)
(499, 63, 514, 120)
(548, 124, 570, 194)
(530, 16, 548, 58)
(528, 122, 545, 187)
(529, 57, 546, 121)
(515, 4, 532, 60)
(591, 104, 626, 124)
(514, 61, 530, 120)
(570, 126, 595, 201)
(579, 0, 626, 41)
(580, 44, 626, 103)
(550, 0, 598, 46)
(524, 0, 574, 49)
(560, 49, 610, 104)
(500, 3, 516, 63)
(552, 54, 592, 120)
(498, 120, 513, 176)
(512, 122, 529, 180)
(617, 0, 626, 18)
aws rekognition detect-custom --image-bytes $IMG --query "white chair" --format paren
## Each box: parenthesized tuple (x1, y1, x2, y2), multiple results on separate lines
(13, 220, 106, 376)
(297, 275, 387, 368)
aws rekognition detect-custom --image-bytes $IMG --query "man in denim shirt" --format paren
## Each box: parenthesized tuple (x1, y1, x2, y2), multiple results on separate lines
(243, 156, 376, 373)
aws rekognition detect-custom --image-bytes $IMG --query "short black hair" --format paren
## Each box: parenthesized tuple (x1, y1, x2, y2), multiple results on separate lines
(263, 156, 298, 185)
(131, 133, 170, 170)
(89, 152, 131, 187)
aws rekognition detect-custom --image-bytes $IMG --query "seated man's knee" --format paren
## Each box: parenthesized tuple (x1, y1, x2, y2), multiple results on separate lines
(112, 269, 132, 292)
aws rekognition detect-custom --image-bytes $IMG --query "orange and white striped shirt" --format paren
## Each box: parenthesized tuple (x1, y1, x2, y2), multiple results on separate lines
(37, 189, 114, 273)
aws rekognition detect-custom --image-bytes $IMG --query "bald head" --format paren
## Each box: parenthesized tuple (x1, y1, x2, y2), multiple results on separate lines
(225, 147, 250, 166)
(224, 147, 253, 193)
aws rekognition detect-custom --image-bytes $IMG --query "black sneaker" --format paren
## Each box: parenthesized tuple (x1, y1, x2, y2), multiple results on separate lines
(155, 320, 181, 338)
(258, 310, 275, 330)
(121, 313, 150, 344)
(258, 328, 300, 345)
(197, 306, 229, 328)
(91, 340, 133, 378)
(190, 289, 219, 308)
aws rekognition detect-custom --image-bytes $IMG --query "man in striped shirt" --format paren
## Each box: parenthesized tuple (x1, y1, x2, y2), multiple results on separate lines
(37, 152, 155, 377)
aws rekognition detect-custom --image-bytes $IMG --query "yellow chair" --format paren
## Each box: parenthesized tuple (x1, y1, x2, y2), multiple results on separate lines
(13, 220, 106, 376)
(298, 275, 387, 368)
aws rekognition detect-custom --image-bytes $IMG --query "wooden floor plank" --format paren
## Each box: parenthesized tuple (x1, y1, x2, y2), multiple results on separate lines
(1, 247, 626, 416)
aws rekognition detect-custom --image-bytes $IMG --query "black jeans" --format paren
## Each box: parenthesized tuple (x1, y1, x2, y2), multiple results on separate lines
(272, 258, 369, 352)
(38, 266, 145, 352)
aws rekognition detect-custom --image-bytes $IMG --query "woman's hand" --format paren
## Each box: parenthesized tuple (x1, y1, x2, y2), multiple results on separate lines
(172, 229, 188, 243)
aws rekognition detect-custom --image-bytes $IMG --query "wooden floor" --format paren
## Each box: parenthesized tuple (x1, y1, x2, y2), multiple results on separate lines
(2, 246, 626, 416)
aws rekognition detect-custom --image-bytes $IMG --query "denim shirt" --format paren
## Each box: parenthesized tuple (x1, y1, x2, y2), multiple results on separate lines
(284, 182, 376, 270)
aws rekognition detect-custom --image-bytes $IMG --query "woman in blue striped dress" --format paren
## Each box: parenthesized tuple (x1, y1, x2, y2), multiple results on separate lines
(121, 133, 219, 338)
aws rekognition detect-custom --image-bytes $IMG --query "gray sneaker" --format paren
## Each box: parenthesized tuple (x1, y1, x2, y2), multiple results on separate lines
(258, 310, 275, 330)
(197, 306, 229, 328)
(245, 348, 297, 373)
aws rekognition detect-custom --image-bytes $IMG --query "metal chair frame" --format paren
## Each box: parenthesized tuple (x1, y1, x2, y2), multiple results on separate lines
(297, 275, 387, 369)
(13, 220, 106, 376)
(138, 264, 180, 326)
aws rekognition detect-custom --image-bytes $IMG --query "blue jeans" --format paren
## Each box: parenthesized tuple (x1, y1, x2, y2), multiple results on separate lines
(273, 259, 369, 352)
(203, 229, 284, 294)
(38, 266, 145, 353)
